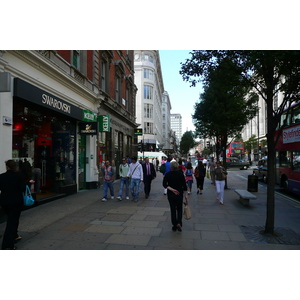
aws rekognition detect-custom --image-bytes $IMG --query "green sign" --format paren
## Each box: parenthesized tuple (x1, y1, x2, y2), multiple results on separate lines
(98, 115, 110, 132)
(134, 128, 143, 135)
(82, 110, 97, 122)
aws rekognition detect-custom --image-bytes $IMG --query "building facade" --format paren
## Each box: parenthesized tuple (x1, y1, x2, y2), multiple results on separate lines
(170, 113, 182, 144)
(0, 50, 137, 202)
(162, 91, 172, 151)
(134, 50, 167, 151)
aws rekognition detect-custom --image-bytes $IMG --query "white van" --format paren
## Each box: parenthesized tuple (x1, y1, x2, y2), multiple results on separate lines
(137, 151, 168, 166)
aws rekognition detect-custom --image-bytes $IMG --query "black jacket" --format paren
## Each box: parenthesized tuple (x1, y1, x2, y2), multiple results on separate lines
(142, 163, 156, 179)
(0, 170, 26, 205)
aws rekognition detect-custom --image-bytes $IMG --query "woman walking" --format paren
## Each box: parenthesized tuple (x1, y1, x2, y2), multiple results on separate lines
(214, 161, 228, 205)
(184, 161, 194, 195)
(194, 160, 206, 194)
(163, 161, 188, 232)
(0, 160, 27, 250)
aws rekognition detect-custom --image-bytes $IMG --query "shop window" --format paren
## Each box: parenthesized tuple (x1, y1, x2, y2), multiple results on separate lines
(13, 102, 76, 192)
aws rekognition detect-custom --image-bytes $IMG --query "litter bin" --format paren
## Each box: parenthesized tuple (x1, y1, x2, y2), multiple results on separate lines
(247, 175, 258, 192)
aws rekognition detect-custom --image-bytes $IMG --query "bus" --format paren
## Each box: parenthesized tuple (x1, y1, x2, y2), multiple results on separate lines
(226, 142, 245, 159)
(275, 101, 300, 196)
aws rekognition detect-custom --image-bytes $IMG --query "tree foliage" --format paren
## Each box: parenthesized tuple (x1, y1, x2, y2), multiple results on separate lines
(179, 131, 196, 156)
(180, 50, 300, 234)
(192, 57, 258, 164)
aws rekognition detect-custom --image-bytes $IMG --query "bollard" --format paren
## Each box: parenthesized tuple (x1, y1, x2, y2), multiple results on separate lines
(247, 175, 258, 192)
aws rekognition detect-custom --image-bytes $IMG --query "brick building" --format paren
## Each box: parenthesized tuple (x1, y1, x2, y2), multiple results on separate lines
(0, 50, 137, 203)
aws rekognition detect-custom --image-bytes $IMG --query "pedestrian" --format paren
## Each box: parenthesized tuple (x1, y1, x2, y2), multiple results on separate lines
(178, 159, 186, 173)
(184, 161, 194, 194)
(163, 157, 172, 195)
(163, 161, 188, 232)
(214, 161, 228, 205)
(127, 156, 143, 202)
(101, 160, 115, 202)
(126, 155, 131, 164)
(194, 160, 206, 194)
(117, 158, 130, 201)
(156, 158, 159, 171)
(208, 157, 217, 185)
(0, 160, 27, 250)
(142, 157, 156, 199)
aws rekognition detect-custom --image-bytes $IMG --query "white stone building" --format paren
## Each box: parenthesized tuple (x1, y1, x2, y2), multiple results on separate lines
(134, 50, 168, 151)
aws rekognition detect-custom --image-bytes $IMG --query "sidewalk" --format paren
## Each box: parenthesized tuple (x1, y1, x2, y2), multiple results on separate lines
(2, 170, 300, 250)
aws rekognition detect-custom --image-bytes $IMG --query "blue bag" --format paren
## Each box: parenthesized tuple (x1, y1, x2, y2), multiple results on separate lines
(23, 185, 35, 206)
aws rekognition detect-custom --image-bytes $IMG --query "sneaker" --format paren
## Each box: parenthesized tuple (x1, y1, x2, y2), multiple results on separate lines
(101, 198, 107, 202)
(111, 196, 114, 200)
(117, 196, 122, 201)
(126, 196, 129, 200)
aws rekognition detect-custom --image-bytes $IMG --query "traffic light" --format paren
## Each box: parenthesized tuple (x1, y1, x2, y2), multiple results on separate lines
(134, 128, 143, 135)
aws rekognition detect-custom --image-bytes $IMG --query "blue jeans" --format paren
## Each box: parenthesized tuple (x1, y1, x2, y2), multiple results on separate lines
(130, 178, 141, 200)
(118, 177, 129, 198)
(103, 180, 114, 198)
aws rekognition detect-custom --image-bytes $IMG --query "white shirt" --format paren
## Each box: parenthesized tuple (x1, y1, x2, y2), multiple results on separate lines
(127, 162, 143, 180)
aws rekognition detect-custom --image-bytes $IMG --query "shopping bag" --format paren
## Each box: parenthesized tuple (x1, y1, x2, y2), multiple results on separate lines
(183, 204, 192, 220)
(23, 185, 35, 206)
(206, 170, 210, 179)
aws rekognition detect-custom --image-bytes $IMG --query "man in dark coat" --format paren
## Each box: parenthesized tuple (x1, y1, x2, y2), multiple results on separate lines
(142, 157, 156, 199)
(0, 160, 27, 250)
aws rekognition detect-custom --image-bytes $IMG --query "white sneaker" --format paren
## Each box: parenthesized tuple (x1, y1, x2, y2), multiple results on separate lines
(117, 196, 122, 201)
(111, 196, 114, 200)
(126, 196, 129, 200)
(101, 198, 107, 202)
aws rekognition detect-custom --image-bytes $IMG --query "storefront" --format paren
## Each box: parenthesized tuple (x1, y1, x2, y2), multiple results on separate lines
(13, 78, 85, 200)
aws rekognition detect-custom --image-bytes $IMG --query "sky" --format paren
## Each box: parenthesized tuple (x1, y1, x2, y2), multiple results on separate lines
(159, 50, 203, 134)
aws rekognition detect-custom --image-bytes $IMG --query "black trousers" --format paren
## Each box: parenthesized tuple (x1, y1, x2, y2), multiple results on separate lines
(168, 195, 183, 227)
(143, 175, 153, 196)
(1, 204, 22, 249)
(196, 176, 205, 190)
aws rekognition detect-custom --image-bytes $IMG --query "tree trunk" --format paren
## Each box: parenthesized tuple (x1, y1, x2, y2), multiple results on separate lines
(264, 95, 276, 234)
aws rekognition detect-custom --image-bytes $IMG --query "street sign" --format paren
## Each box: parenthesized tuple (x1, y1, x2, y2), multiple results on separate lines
(134, 128, 143, 135)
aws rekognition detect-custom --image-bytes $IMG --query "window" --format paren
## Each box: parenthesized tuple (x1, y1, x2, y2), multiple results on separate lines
(144, 68, 153, 80)
(292, 150, 300, 172)
(144, 85, 153, 100)
(115, 75, 121, 103)
(292, 105, 300, 124)
(279, 151, 291, 167)
(73, 50, 80, 69)
(144, 122, 153, 134)
(101, 60, 107, 92)
(144, 54, 153, 63)
(144, 104, 153, 118)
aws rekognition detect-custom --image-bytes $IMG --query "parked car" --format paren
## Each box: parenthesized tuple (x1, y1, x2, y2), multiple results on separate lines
(225, 157, 250, 170)
(252, 157, 268, 183)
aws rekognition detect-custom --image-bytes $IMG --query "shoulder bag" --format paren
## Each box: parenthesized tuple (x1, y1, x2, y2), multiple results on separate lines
(23, 185, 35, 206)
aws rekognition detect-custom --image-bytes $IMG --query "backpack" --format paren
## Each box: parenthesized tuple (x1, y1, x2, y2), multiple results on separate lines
(159, 163, 166, 174)
(186, 168, 192, 176)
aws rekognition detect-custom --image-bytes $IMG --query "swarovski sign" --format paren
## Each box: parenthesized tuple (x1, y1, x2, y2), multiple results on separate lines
(42, 94, 71, 114)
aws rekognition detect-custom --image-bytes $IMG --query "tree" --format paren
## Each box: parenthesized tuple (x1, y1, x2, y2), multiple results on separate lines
(180, 50, 300, 234)
(179, 131, 196, 156)
(192, 57, 258, 166)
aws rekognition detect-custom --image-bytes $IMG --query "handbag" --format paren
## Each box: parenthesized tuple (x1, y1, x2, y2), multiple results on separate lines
(23, 185, 35, 206)
(222, 168, 227, 179)
(183, 204, 192, 220)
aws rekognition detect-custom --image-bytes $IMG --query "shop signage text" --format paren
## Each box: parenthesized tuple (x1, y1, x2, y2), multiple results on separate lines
(98, 115, 110, 132)
(283, 125, 300, 144)
(83, 110, 97, 122)
(79, 122, 98, 135)
(42, 94, 71, 114)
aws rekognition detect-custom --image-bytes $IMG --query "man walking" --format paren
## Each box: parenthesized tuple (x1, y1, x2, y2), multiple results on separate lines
(142, 157, 156, 199)
(127, 156, 143, 202)
(117, 158, 130, 201)
(101, 160, 115, 202)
